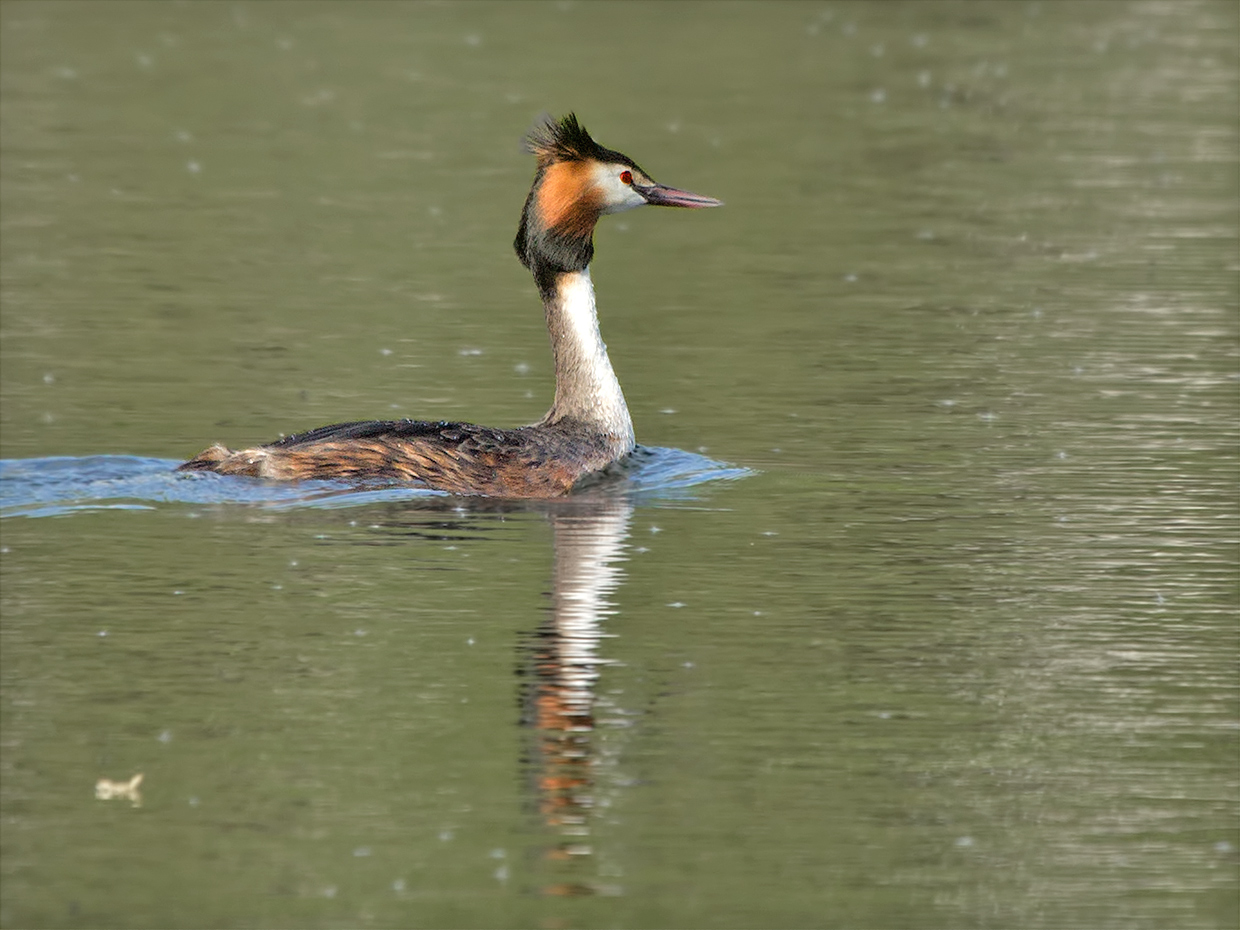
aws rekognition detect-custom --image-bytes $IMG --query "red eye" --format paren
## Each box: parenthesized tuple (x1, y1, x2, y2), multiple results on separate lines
(619, 170, 633, 185)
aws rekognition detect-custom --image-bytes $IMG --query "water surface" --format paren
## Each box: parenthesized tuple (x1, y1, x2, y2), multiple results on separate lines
(1, 2, 1237, 928)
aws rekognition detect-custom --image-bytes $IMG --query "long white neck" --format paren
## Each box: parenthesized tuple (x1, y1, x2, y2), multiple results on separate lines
(539, 268, 635, 451)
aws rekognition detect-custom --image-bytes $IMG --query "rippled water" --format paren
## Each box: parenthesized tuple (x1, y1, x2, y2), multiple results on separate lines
(2, 2, 1237, 928)
(0, 449, 751, 518)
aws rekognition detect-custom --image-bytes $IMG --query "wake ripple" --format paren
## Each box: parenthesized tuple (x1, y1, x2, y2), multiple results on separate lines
(0, 448, 752, 518)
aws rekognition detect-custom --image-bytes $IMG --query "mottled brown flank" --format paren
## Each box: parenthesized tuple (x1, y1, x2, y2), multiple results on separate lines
(536, 161, 601, 239)
(178, 420, 622, 499)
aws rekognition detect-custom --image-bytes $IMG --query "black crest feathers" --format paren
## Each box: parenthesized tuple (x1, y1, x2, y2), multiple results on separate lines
(524, 113, 630, 168)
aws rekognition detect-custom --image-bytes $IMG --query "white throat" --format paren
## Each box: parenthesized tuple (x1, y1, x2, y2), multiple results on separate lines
(541, 268, 635, 450)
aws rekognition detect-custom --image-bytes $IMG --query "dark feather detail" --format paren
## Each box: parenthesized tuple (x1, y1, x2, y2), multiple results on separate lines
(523, 113, 634, 169)
(268, 419, 464, 448)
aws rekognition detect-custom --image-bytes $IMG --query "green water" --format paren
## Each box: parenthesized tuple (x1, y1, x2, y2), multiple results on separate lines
(2, 1, 1237, 927)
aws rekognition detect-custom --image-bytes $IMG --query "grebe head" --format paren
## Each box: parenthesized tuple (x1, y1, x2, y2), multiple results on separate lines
(514, 113, 721, 289)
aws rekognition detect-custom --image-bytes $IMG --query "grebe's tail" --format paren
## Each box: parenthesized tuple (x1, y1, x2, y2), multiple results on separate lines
(179, 443, 248, 474)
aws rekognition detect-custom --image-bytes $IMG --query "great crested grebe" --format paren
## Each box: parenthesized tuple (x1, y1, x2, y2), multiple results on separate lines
(179, 113, 721, 497)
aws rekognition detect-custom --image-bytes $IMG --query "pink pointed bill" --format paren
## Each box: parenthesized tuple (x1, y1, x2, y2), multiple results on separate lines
(639, 183, 723, 208)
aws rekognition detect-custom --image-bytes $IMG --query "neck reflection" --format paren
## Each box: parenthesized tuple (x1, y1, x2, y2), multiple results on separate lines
(520, 497, 633, 897)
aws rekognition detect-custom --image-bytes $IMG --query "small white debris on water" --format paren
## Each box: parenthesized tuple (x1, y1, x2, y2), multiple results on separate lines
(95, 773, 143, 806)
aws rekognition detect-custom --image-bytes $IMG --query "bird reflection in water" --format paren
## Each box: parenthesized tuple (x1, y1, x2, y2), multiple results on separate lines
(518, 496, 632, 898)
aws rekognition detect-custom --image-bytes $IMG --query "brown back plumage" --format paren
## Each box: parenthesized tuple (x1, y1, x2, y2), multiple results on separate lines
(179, 418, 619, 498)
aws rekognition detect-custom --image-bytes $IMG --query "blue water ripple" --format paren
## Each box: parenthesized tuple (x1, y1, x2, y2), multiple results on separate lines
(0, 449, 752, 518)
